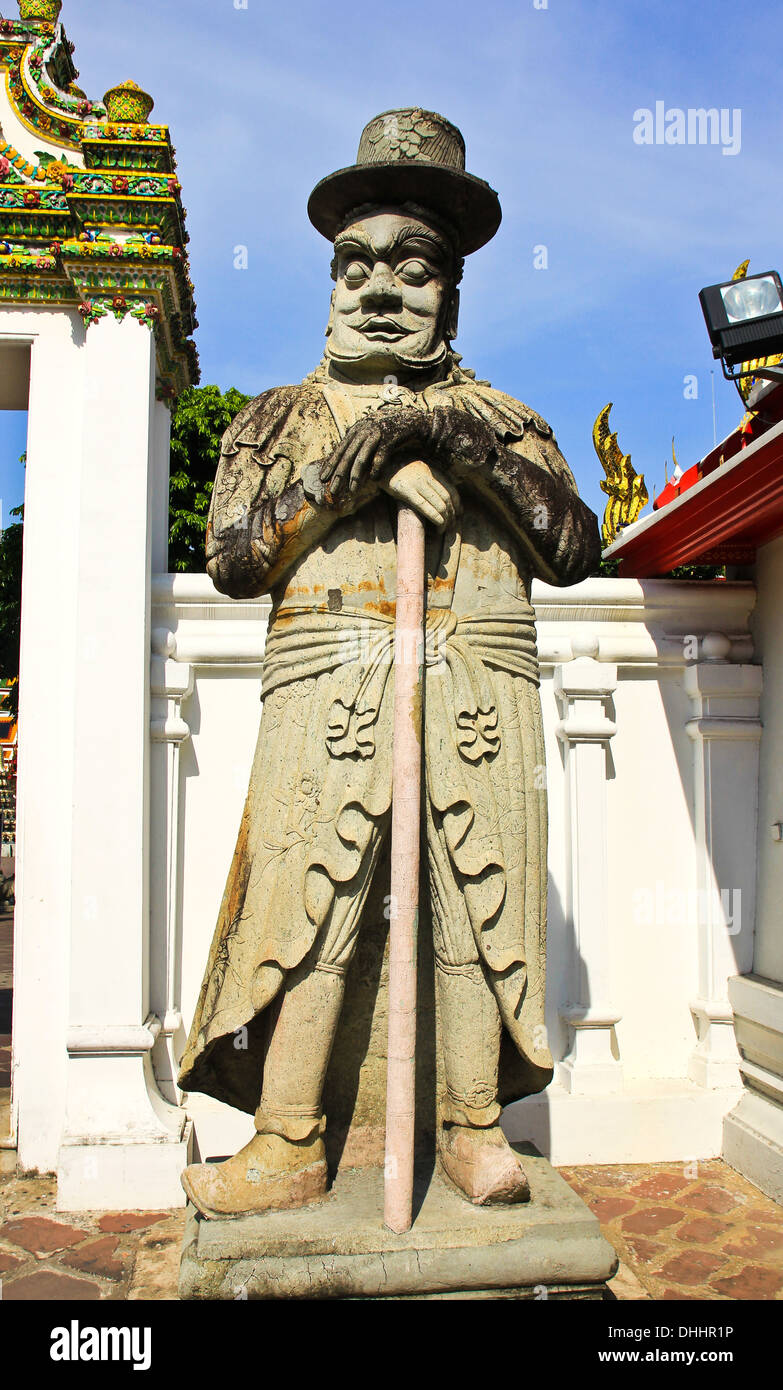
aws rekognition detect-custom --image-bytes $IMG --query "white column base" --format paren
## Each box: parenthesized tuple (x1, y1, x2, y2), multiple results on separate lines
(151, 1011, 186, 1107)
(57, 1122, 193, 1212)
(558, 1006, 623, 1095)
(689, 998, 742, 1089)
(56, 1016, 193, 1210)
(503, 1080, 740, 1166)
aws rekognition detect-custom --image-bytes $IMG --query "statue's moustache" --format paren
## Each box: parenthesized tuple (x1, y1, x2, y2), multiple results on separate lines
(326, 340, 449, 371)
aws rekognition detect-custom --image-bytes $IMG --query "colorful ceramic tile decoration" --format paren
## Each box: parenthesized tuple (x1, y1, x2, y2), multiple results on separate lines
(18, 0, 62, 21)
(103, 80, 155, 126)
(0, 2, 198, 398)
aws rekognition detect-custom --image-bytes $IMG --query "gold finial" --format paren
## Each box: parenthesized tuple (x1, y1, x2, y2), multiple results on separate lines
(732, 259, 783, 402)
(671, 437, 682, 481)
(593, 403, 649, 548)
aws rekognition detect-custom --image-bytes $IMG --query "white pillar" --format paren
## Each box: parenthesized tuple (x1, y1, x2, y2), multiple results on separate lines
(11, 311, 83, 1170)
(554, 637, 622, 1094)
(685, 661, 761, 1089)
(149, 632, 193, 1103)
(56, 314, 191, 1209)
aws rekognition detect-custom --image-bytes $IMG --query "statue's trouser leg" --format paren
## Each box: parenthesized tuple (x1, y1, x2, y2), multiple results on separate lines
(424, 749, 530, 1202)
(255, 826, 389, 1144)
(436, 959, 502, 1128)
(425, 789, 504, 1126)
(254, 959, 345, 1143)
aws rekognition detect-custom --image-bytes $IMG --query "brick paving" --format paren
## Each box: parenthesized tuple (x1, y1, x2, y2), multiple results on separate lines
(0, 1146, 779, 1299)
(0, 1166, 185, 1301)
(559, 1160, 783, 1301)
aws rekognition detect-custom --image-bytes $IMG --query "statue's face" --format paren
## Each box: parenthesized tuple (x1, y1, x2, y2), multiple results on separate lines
(327, 210, 455, 381)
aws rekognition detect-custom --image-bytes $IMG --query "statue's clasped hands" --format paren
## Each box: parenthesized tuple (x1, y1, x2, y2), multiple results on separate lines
(381, 459, 460, 532)
(308, 406, 467, 532)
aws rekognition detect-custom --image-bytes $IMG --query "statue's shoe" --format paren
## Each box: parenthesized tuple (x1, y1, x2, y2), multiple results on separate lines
(439, 1124, 531, 1206)
(181, 1131, 328, 1220)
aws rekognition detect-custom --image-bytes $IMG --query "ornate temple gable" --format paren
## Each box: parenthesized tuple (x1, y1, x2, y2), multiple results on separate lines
(0, 0, 199, 396)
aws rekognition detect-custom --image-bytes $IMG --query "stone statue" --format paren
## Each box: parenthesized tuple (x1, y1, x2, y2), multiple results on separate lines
(178, 109, 601, 1219)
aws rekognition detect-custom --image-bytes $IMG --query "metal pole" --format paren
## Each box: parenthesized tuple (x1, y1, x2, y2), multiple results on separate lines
(384, 502, 425, 1234)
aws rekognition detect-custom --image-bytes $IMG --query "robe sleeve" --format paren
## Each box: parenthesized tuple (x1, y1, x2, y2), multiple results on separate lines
(435, 384, 602, 587)
(205, 386, 345, 599)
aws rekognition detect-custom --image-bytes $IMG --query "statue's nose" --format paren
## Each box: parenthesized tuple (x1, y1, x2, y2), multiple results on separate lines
(361, 263, 402, 308)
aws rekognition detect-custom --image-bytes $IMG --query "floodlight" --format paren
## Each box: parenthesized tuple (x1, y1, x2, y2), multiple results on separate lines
(699, 270, 783, 383)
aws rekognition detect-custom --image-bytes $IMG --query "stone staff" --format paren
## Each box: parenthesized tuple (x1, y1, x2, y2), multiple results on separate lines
(384, 502, 426, 1234)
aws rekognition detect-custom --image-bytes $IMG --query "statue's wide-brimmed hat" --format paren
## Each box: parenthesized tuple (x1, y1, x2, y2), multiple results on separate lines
(308, 108, 501, 256)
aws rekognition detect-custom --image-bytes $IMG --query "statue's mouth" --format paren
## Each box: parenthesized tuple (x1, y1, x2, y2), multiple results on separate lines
(359, 317, 410, 341)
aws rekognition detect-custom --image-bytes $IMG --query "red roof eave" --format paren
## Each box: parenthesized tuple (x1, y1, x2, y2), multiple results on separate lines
(603, 418, 783, 576)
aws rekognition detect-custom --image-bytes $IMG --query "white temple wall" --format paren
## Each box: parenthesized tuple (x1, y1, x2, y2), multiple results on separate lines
(605, 669, 697, 1079)
(723, 535, 783, 1201)
(749, 535, 783, 985)
(151, 574, 759, 1172)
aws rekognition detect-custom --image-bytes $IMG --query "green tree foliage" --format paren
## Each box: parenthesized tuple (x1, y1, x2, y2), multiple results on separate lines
(168, 384, 251, 573)
(596, 555, 620, 577)
(594, 554, 724, 579)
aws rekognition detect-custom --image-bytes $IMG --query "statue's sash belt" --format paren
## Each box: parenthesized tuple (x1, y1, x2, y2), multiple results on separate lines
(262, 606, 539, 763)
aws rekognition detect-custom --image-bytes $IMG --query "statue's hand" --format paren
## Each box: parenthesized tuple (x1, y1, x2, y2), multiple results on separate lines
(311, 408, 435, 506)
(380, 461, 460, 532)
(428, 406, 497, 471)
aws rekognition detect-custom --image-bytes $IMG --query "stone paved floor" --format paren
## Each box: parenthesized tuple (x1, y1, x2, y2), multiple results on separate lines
(0, 1154, 186, 1301)
(0, 1141, 780, 1299)
(560, 1160, 783, 1300)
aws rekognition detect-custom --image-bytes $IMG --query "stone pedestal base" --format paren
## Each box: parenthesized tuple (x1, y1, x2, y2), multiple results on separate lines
(179, 1146, 617, 1300)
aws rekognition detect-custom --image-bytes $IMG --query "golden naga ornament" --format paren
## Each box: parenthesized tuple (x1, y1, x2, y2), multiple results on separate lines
(593, 403, 649, 547)
(732, 259, 783, 404)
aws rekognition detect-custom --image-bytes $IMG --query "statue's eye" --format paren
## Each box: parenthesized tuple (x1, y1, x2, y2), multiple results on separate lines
(343, 261, 369, 287)
(397, 259, 431, 285)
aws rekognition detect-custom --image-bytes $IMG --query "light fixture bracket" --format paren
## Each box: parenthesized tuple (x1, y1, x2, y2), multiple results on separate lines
(720, 360, 783, 386)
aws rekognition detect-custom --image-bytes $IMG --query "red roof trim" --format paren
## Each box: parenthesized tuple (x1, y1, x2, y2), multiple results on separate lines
(604, 419, 783, 576)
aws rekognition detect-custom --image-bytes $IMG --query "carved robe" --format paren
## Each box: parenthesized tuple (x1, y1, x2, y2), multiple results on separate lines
(178, 365, 600, 1115)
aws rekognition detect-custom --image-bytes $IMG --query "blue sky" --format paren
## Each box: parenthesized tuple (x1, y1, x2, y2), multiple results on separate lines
(2, 0, 782, 529)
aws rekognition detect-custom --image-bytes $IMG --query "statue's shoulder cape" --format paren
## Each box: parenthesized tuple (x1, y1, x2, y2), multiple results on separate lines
(217, 373, 574, 492)
(219, 384, 337, 470)
(428, 376, 554, 445)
